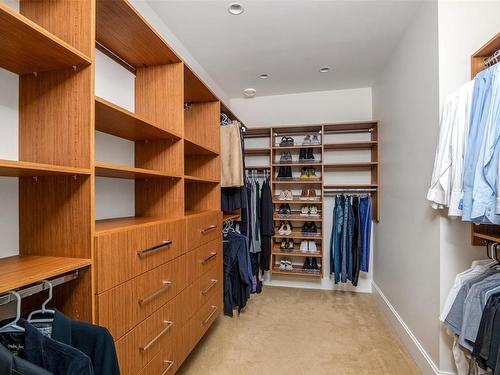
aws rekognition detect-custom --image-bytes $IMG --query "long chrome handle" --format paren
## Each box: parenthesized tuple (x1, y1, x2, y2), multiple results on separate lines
(162, 360, 174, 374)
(138, 281, 172, 305)
(139, 320, 173, 352)
(137, 240, 172, 258)
(201, 251, 217, 264)
(201, 224, 217, 234)
(201, 279, 218, 295)
(202, 305, 218, 325)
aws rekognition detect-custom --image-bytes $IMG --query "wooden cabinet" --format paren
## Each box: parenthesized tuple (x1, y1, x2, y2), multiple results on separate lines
(185, 211, 222, 251)
(185, 237, 221, 285)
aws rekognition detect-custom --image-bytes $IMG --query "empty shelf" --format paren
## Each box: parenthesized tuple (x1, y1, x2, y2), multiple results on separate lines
(184, 175, 219, 184)
(0, 159, 91, 177)
(95, 162, 181, 179)
(184, 139, 219, 156)
(324, 141, 378, 150)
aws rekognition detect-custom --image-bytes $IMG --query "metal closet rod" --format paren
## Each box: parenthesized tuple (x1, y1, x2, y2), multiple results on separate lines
(484, 49, 500, 67)
(0, 271, 79, 307)
(274, 131, 322, 137)
(324, 128, 374, 134)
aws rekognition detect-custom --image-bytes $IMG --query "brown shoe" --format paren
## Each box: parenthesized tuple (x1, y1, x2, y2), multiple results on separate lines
(300, 188, 309, 200)
(308, 189, 317, 200)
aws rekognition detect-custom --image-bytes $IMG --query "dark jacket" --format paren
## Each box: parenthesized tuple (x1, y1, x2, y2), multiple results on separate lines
(0, 343, 52, 375)
(51, 310, 120, 375)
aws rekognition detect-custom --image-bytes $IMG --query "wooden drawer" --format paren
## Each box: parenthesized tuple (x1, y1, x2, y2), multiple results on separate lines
(181, 259, 222, 325)
(185, 211, 222, 251)
(96, 219, 185, 293)
(116, 294, 180, 375)
(185, 238, 221, 285)
(97, 255, 187, 340)
(137, 350, 176, 375)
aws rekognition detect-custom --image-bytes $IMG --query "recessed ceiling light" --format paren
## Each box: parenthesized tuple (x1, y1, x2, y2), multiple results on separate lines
(228, 3, 244, 15)
(243, 88, 256, 98)
(319, 67, 330, 73)
(259, 73, 269, 79)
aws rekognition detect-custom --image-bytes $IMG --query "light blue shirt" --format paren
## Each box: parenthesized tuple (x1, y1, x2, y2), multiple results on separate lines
(462, 66, 495, 222)
(470, 64, 500, 223)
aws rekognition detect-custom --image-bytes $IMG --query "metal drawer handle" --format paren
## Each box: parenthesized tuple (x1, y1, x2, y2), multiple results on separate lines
(137, 240, 173, 258)
(138, 281, 172, 305)
(201, 279, 218, 295)
(201, 224, 217, 234)
(162, 360, 174, 374)
(201, 252, 217, 264)
(202, 305, 218, 325)
(139, 320, 173, 352)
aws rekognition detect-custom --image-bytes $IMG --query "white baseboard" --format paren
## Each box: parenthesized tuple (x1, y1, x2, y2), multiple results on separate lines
(372, 281, 446, 375)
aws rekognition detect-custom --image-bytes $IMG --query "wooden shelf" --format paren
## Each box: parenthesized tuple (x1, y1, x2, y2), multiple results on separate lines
(0, 159, 91, 177)
(95, 97, 181, 141)
(272, 179, 322, 184)
(472, 232, 500, 243)
(273, 214, 322, 222)
(184, 175, 219, 184)
(185, 209, 220, 217)
(323, 121, 378, 132)
(324, 141, 378, 150)
(272, 198, 322, 204)
(95, 162, 182, 179)
(0, 3, 92, 75)
(184, 64, 218, 103)
(95, 216, 178, 235)
(0, 255, 91, 294)
(96, 0, 180, 68)
(323, 162, 378, 169)
(223, 212, 241, 222)
(245, 165, 271, 170)
(272, 145, 322, 150)
(245, 148, 270, 155)
(271, 266, 322, 278)
(184, 139, 219, 156)
(324, 183, 378, 189)
(272, 250, 322, 258)
(273, 232, 322, 240)
(272, 162, 322, 167)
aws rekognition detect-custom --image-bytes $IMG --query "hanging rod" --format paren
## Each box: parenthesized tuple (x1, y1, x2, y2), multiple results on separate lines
(324, 128, 373, 134)
(0, 271, 79, 307)
(274, 131, 322, 137)
(484, 50, 500, 67)
(324, 188, 377, 193)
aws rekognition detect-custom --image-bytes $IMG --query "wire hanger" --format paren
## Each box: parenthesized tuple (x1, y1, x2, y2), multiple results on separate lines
(27, 280, 55, 324)
(0, 291, 25, 333)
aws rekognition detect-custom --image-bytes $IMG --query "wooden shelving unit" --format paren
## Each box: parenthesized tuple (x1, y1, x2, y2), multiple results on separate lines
(0, 160, 91, 177)
(243, 122, 381, 279)
(95, 162, 182, 179)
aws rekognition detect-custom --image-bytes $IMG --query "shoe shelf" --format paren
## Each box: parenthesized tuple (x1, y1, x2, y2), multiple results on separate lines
(273, 232, 322, 240)
(245, 148, 271, 155)
(272, 162, 322, 166)
(323, 141, 378, 150)
(273, 214, 322, 222)
(272, 179, 322, 184)
(272, 250, 322, 258)
(245, 165, 271, 170)
(272, 197, 322, 204)
(323, 162, 377, 170)
(272, 145, 322, 150)
(271, 266, 322, 278)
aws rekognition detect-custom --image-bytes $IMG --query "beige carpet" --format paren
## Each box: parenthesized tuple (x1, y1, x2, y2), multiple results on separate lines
(178, 286, 421, 375)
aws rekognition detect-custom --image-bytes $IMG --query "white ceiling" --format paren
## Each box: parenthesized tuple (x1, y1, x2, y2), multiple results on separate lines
(147, 0, 422, 98)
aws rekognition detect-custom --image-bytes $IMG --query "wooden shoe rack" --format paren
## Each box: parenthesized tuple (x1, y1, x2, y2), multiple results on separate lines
(0, 1, 244, 373)
(243, 122, 380, 279)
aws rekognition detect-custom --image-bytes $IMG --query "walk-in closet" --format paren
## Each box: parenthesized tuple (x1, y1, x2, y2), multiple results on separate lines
(0, 1, 499, 374)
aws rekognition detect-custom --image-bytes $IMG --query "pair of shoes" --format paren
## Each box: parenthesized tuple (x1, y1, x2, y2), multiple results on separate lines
(279, 137, 294, 147)
(300, 189, 317, 200)
(280, 239, 294, 251)
(299, 148, 315, 161)
(302, 134, 320, 145)
(300, 240, 318, 254)
(300, 205, 319, 216)
(278, 204, 291, 216)
(302, 222, 318, 234)
(299, 167, 318, 179)
(278, 190, 293, 200)
(277, 166, 292, 179)
(279, 151, 293, 163)
(279, 260, 293, 271)
(278, 221, 292, 235)
(302, 257, 320, 272)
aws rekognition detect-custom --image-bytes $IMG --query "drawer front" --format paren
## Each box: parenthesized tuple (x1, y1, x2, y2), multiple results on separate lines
(96, 219, 185, 293)
(186, 211, 222, 251)
(181, 260, 222, 324)
(116, 295, 180, 375)
(97, 255, 187, 340)
(137, 351, 176, 375)
(185, 238, 221, 285)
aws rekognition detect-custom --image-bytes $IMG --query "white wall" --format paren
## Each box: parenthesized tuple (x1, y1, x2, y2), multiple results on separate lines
(437, 1, 500, 373)
(372, 2, 441, 374)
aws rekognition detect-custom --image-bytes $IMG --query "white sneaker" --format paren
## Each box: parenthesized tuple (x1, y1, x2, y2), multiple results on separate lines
(278, 221, 286, 235)
(278, 260, 286, 271)
(300, 240, 308, 253)
(279, 191, 286, 200)
(309, 206, 319, 216)
(285, 260, 293, 271)
(284, 222, 292, 235)
(300, 206, 309, 216)
(285, 190, 293, 200)
(308, 240, 318, 254)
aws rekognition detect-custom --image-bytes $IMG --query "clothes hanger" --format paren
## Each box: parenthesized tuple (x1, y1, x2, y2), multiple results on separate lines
(27, 280, 55, 324)
(0, 291, 25, 333)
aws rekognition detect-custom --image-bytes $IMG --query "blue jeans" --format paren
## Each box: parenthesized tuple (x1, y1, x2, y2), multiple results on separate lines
(346, 198, 354, 281)
(331, 196, 344, 284)
(360, 197, 372, 272)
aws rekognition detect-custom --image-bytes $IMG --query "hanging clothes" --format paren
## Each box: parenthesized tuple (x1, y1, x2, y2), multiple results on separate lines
(220, 123, 244, 188)
(259, 179, 274, 272)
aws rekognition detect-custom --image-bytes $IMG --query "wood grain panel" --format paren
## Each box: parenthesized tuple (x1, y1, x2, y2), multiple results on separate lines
(184, 183, 221, 214)
(95, 219, 185, 293)
(185, 238, 221, 285)
(96, 0, 180, 67)
(19, 175, 92, 259)
(20, 67, 92, 168)
(185, 155, 220, 181)
(96, 255, 187, 340)
(185, 211, 222, 251)
(135, 139, 184, 176)
(136, 178, 185, 219)
(184, 101, 220, 153)
(135, 63, 184, 135)
(95, 161, 182, 179)
(184, 64, 217, 103)
(0, 159, 91, 177)
(471, 32, 500, 76)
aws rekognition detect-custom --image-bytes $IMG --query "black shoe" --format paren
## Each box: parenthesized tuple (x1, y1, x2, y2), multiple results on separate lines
(311, 258, 320, 272)
(278, 204, 286, 215)
(287, 239, 294, 251)
(279, 137, 288, 147)
(302, 222, 311, 233)
(286, 137, 295, 146)
(306, 148, 314, 161)
(286, 166, 292, 178)
(285, 204, 291, 215)
(309, 222, 318, 233)
(299, 148, 306, 161)
(280, 239, 287, 250)
(302, 257, 311, 271)
(277, 166, 285, 178)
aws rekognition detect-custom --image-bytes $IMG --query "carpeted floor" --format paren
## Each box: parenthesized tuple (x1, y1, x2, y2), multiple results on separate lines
(178, 286, 421, 375)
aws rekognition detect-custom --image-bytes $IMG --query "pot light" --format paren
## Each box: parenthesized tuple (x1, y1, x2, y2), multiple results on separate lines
(259, 73, 269, 79)
(319, 67, 330, 73)
(243, 88, 256, 98)
(228, 3, 244, 15)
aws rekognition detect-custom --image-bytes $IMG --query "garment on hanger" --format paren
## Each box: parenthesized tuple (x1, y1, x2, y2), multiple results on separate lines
(0, 342, 52, 375)
(259, 179, 274, 272)
(220, 123, 244, 188)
